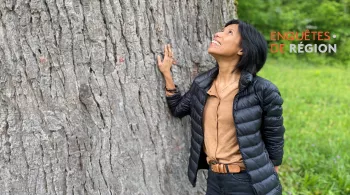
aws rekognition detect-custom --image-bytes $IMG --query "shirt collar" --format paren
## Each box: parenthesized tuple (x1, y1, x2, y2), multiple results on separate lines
(196, 66, 253, 93)
(207, 79, 218, 97)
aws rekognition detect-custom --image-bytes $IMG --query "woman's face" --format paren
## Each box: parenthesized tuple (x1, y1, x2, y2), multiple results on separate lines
(208, 24, 243, 59)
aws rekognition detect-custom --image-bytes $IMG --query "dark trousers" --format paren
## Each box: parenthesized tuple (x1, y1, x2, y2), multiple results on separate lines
(205, 168, 256, 195)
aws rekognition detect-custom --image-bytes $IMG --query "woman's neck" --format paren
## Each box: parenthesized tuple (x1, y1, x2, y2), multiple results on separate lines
(216, 59, 240, 85)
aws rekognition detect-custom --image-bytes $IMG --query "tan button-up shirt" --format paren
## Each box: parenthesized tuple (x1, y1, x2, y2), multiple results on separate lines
(203, 78, 246, 169)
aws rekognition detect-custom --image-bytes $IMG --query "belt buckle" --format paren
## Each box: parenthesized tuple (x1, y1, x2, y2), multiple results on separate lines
(209, 160, 219, 173)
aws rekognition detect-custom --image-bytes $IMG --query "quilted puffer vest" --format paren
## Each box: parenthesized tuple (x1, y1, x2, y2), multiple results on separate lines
(166, 66, 285, 195)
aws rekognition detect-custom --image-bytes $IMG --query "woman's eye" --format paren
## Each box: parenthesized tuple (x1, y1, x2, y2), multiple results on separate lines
(229, 30, 233, 34)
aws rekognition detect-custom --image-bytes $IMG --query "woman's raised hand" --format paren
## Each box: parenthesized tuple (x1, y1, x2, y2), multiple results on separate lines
(157, 44, 176, 74)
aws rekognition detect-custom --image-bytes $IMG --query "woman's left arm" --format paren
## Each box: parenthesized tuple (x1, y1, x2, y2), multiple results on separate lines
(261, 83, 285, 169)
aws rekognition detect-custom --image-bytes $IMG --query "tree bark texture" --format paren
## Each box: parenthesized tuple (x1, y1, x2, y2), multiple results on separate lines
(0, 0, 237, 194)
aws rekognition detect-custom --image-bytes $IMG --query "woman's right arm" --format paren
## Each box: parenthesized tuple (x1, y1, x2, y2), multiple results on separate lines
(157, 44, 192, 118)
(163, 71, 177, 97)
(164, 71, 193, 118)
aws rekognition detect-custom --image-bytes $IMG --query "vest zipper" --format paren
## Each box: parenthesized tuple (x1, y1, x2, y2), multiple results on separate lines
(233, 91, 258, 195)
(199, 89, 208, 162)
(201, 92, 209, 136)
(232, 92, 247, 167)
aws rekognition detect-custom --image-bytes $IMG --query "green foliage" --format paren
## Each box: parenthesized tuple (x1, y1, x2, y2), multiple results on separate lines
(259, 59, 350, 194)
(237, 0, 350, 67)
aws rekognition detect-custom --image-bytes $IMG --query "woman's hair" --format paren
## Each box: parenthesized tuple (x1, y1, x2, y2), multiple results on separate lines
(218, 19, 268, 76)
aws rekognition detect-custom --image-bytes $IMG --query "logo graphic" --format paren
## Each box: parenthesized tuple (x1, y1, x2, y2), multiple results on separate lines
(269, 30, 337, 53)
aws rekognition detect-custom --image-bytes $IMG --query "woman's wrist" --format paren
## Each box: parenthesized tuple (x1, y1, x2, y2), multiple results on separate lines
(163, 71, 176, 89)
(162, 71, 172, 78)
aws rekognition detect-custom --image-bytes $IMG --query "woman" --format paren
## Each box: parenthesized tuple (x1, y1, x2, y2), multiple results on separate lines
(157, 19, 285, 195)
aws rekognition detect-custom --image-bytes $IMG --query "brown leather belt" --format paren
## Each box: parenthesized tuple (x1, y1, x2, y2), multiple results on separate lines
(209, 160, 243, 174)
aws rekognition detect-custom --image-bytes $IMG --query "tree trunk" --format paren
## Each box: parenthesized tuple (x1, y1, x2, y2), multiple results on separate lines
(0, 0, 237, 194)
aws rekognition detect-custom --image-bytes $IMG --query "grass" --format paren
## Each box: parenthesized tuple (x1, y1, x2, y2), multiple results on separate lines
(258, 59, 350, 195)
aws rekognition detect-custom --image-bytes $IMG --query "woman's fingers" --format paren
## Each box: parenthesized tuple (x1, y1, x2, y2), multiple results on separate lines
(165, 44, 173, 58)
(168, 44, 173, 57)
(157, 55, 162, 65)
(158, 44, 176, 70)
(164, 44, 168, 57)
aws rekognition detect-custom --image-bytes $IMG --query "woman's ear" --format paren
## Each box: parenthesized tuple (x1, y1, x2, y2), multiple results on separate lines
(238, 49, 243, 56)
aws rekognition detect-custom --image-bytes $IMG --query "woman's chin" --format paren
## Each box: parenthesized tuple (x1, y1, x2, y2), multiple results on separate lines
(208, 47, 215, 53)
(208, 48, 220, 56)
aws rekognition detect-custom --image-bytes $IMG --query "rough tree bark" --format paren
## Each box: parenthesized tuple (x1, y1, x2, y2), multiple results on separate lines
(0, 0, 237, 194)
